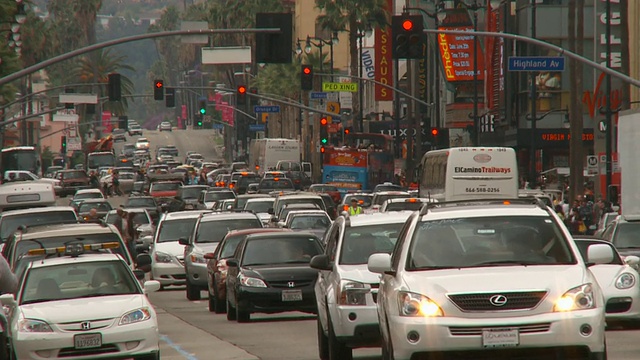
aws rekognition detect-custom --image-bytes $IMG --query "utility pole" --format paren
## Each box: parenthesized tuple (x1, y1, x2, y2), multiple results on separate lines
(528, 0, 537, 188)
(605, 0, 613, 202)
(406, 59, 415, 183)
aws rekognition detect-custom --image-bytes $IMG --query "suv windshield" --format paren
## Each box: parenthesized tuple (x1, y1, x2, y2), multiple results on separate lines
(244, 200, 274, 213)
(179, 187, 207, 199)
(126, 198, 156, 208)
(407, 216, 575, 270)
(157, 218, 198, 243)
(151, 182, 180, 191)
(196, 219, 262, 243)
(1, 211, 77, 241)
(204, 191, 236, 202)
(339, 223, 402, 265)
(290, 215, 331, 231)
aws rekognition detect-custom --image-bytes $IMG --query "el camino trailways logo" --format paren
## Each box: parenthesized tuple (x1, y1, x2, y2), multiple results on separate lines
(454, 166, 512, 174)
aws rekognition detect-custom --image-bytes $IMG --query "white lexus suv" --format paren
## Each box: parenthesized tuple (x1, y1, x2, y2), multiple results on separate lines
(368, 198, 612, 360)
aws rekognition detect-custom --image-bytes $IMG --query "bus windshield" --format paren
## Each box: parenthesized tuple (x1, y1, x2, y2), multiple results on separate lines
(1, 147, 40, 176)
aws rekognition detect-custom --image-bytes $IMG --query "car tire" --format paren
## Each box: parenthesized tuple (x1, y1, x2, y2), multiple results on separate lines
(236, 298, 250, 323)
(328, 314, 352, 360)
(208, 291, 215, 312)
(317, 316, 329, 360)
(0, 333, 8, 360)
(226, 298, 237, 321)
(213, 282, 227, 314)
(185, 278, 200, 301)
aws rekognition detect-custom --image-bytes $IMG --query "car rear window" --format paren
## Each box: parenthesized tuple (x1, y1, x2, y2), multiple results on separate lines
(196, 219, 262, 243)
(0, 211, 78, 241)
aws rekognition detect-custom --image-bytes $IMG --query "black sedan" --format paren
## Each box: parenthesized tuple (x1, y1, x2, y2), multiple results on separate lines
(225, 232, 324, 322)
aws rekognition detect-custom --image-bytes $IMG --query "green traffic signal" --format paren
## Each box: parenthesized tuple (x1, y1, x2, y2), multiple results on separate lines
(320, 138, 328, 144)
(197, 121, 203, 126)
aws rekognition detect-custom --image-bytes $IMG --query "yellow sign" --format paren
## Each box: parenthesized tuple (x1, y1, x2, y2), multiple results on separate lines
(322, 82, 358, 92)
(261, 113, 269, 123)
(326, 102, 340, 114)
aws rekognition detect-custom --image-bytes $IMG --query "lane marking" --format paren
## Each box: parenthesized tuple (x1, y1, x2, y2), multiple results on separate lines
(160, 334, 199, 360)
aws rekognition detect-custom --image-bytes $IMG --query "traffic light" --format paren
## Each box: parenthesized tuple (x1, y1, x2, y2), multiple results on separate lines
(392, 15, 424, 59)
(319, 116, 329, 148)
(237, 85, 247, 105)
(430, 127, 439, 137)
(118, 116, 128, 130)
(255, 13, 293, 64)
(199, 100, 207, 115)
(320, 145, 326, 154)
(301, 65, 313, 91)
(108, 73, 121, 101)
(165, 88, 175, 108)
(153, 80, 164, 100)
(344, 127, 352, 136)
(197, 116, 203, 128)
(61, 136, 67, 154)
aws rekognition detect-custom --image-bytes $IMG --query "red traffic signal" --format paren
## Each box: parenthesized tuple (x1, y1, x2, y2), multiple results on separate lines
(320, 117, 328, 126)
(402, 19, 414, 31)
(155, 81, 163, 89)
(237, 85, 247, 94)
(302, 66, 311, 75)
(320, 146, 326, 153)
(344, 128, 350, 135)
(431, 127, 439, 136)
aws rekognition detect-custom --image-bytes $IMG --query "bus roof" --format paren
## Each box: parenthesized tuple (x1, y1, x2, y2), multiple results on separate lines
(1, 146, 37, 152)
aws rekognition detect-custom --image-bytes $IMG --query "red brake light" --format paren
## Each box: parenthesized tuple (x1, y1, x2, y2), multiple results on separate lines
(407, 198, 417, 203)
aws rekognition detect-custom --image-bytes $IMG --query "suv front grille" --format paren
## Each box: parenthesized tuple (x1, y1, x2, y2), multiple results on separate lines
(448, 291, 547, 311)
(449, 323, 551, 336)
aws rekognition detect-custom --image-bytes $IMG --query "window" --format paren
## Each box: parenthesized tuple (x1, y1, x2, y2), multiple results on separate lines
(325, 224, 340, 261)
(244, 200, 274, 213)
(339, 223, 402, 265)
(242, 237, 323, 266)
(157, 218, 197, 243)
(0, 211, 77, 241)
(196, 219, 262, 243)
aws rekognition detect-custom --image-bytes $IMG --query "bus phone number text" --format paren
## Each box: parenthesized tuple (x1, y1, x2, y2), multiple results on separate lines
(465, 187, 501, 193)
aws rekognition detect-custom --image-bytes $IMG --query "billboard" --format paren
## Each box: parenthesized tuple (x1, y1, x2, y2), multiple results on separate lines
(437, 9, 484, 82)
(374, 0, 393, 101)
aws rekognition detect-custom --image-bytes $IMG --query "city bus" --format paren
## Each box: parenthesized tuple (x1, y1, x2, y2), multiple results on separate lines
(418, 147, 518, 201)
(1, 146, 42, 177)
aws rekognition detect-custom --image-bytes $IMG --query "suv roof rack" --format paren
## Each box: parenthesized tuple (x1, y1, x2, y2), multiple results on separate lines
(418, 197, 547, 216)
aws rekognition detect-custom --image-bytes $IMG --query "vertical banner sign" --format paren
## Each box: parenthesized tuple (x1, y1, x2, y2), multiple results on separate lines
(101, 111, 112, 133)
(181, 105, 187, 121)
(437, 9, 484, 82)
(215, 93, 223, 111)
(374, 0, 393, 101)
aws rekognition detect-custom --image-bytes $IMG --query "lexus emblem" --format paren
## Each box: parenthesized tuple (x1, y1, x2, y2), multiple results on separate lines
(489, 294, 508, 307)
(288, 281, 295, 288)
(80, 321, 91, 330)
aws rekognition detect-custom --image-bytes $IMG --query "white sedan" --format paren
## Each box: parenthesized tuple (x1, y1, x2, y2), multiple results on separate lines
(575, 238, 640, 328)
(135, 138, 150, 150)
(0, 246, 160, 360)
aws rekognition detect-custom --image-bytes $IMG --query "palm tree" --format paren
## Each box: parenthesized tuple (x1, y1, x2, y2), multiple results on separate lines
(73, 49, 135, 116)
(315, 0, 389, 131)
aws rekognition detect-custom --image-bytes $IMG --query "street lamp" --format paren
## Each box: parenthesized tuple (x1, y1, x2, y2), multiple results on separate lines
(297, 32, 339, 78)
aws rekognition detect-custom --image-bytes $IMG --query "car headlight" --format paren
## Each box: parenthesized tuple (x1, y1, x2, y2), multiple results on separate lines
(154, 251, 172, 263)
(239, 274, 267, 288)
(554, 283, 595, 311)
(119, 307, 151, 325)
(338, 281, 370, 306)
(397, 291, 443, 317)
(190, 253, 207, 264)
(616, 273, 636, 289)
(19, 319, 53, 332)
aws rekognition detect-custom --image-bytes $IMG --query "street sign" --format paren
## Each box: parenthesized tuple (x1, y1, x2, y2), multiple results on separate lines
(587, 155, 598, 167)
(326, 102, 340, 114)
(507, 56, 565, 72)
(254, 105, 280, 113)
(67, 137, 82, 151)
(249, 124, 266, 132)
(598, 120, 607, 133)
(310, 92, 328, 99)
(212, 123, 224, 130)
(322, 82, 358, 92)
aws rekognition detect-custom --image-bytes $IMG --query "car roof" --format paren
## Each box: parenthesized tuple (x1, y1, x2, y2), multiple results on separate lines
(245, 197, 274, 203)
(347, 211, 414, 226)
(28, 252, 124, 269)
(237, 194, 270, 199)
(287, 210, 329, 217)
(244, 232, 320, 241)
(225, 228, 290, 238)
(127, 196, 155, 200)
(373, 191, 410, 196)
(384, 197, 430, 203)
(161, 210, 211, 220)
(75, 189, 103, 194)
(420, 202, 551, 221)
(0, 206, 76, 217)
(18, 223, 118, 239)
(78, 199, 111, 204)
(200, 212, 260, 222)
(107, 208, 147, 214)
(180, 185, 208, 189)
(278, 194, 322, 200)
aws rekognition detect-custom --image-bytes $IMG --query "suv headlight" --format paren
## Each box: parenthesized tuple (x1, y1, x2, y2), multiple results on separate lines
(338, 281, 370, 306)
(190, 253, 207, 264)
(616, 273, 636, 289)
(119, 307, 151, 325)
(239, 274, 267, 288)
(19, 319, 52, 332)
(154, 251, 172, 263)
(554, 283, 596, 311)
(397, 291, 443, 317)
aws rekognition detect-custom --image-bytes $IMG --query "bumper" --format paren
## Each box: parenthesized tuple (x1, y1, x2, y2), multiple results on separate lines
(237, 286, 317, 314)
(61, 185, 90, 196)
(329, 304, 380, 347)
(186, 263, 208, 288)
(13, 319, 159, 360)
(151, 261, 186, 286)
(387, 309, 606, 360)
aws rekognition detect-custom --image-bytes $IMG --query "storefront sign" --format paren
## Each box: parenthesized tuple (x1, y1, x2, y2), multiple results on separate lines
(517, 128, 594, 148)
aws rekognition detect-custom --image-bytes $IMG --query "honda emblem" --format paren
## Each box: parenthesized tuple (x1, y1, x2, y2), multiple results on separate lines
(288, 281, 295, 288)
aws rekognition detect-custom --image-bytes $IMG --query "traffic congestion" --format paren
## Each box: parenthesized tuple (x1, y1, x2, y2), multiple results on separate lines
(0, 126, 635, 360)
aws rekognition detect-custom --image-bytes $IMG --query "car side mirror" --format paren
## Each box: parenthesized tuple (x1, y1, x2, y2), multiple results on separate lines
(368, 253, 392, 274)
(0, 294, 16, 307)
(204, 252, 215, 260)
(178, 237, 190, 246)
(226, 258, 239, 267)
(277, 221, 286, 228)
(136, 253, 153, 272)
(133, 269, 145, 281)
(143, 280, 161, 293)
(267, 207, 274, 215)
(310, 254, 332, 271)
(586, 244, 614, 266)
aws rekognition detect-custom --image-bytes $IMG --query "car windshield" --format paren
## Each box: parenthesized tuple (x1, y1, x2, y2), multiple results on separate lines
(64, 171, 85, 179)
(20, 260, 139, 305)
(289, 215, 331, 231)
(126, 198, 156, 208)
(204, 191, 235, 202)
(237, 175, 261, 188)
(180, 187, 207, 199)
(13, 233, 130, 268)
(157, 218, 198, 243)
(384, 201, 424, 212)
(244, 200, 274, 213)
(1, 211, 77, 241)
(312, 185, 338, 192)
(612, 222, 640, 248)
(78, 202, 113, 213)
(406, 216, 575, 270)
(375, 185, 404, 192)
(373, 194, 410, 206)
(151, 182, 180, 191)
(75, 193, 102, 200)
(339, 223, 402, 265)
(344, 195, 373, 208)
(242, 236, 322, 266)
(574, 240, 622, 265)
(196, 219, 262, 243)
(259, 179, 294, 190)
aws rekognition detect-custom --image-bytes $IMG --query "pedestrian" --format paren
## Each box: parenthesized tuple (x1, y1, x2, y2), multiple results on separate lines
(348, 199, 363, 216)
(113, 207, 125, 236)
(112, 171, 121, 196)
(89, 171, 100, 189)
(199, 169, 207, 185)
(85, 208, 100, 223)
(0, 255, 18, 294)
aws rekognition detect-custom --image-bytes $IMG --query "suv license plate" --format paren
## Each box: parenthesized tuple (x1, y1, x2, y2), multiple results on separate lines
(482, 328, 519, 347)
(282, 290, 303, 302)
(74, 333, 102, 349)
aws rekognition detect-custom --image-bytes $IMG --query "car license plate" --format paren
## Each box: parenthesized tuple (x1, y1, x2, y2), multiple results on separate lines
(74, 333, 102, 349)
(482, 328, 519, 347)
(282, 290, 303, 302)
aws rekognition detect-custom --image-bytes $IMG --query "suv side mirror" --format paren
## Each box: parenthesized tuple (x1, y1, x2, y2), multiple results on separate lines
(368, 253, 392, 274)
(226, 258, 239, 267)
(267, 207, 274, 215)
(136, 253, 152, 272)
(178, 237, 190, 246)
(310, 254, 332, 271)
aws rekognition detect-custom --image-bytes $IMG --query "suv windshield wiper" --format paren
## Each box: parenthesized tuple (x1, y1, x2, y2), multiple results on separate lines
(470, 260, 544, 267)
(410, 266, 461, 270)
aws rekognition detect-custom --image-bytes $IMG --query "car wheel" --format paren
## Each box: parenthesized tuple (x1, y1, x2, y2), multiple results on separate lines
(317, 315, 329, 360)
(328, 314, 352, 360)
(185, 278, 200, 301)
(0, 333, 8, 360)
(208, 291, 215, 312)
(226, 298, 237, 321)
(236, 299, 250, 323)
(213, 282, 226, 314)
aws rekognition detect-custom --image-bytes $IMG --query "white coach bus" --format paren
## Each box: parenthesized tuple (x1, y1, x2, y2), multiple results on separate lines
(0, 181, 56, 211)
(418, 147, 519, 202)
